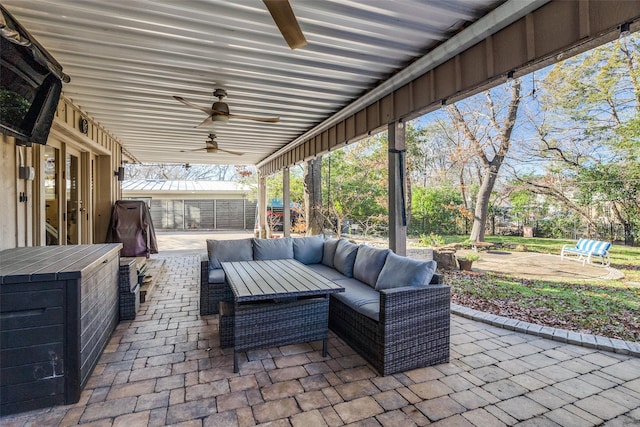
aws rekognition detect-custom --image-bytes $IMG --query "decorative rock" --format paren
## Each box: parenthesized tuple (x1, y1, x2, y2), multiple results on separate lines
(434, 250, 457, 270)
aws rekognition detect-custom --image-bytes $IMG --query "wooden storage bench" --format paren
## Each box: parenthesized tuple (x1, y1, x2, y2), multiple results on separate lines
(0, 244, 122, 415)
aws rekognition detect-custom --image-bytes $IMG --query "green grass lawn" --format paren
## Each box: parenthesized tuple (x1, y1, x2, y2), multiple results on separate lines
(435, 235, 640, 342)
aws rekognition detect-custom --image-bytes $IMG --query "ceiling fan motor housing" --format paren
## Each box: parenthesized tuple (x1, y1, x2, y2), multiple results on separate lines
(212, 101, 229, 114)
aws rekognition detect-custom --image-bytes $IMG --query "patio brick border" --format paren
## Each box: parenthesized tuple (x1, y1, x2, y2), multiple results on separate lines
(451, 303, 640, 357)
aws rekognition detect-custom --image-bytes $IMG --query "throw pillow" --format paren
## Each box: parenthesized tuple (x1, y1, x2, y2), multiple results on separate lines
(253, 237, 294, 260)
(207, 238, 254, 269)
(353, 245, 390, 287)
(375, 252, 437, 290)
(333, 239, 359, 277)
(293, 234, 325, 264)
(322, 239, 339, 268)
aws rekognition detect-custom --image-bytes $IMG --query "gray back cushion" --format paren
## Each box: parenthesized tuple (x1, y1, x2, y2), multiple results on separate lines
(333, 239, 359, 278)
(293, 234, 325, 264)
(353, 245, 390, 287)
(207, 238, 254, 269)
(322, 239, 339, 268)
(253, 237, 294, 260)
(375, 252, 437, 290)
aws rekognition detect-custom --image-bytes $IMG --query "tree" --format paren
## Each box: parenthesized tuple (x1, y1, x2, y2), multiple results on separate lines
(448, 79, 522, 241)
(322, 135, 387, 237)
(266, 167, 305, 205)
(518, 33, 640, 240)
(411, 186, 463, 235)
(125, 163, 241, 181)
(509, 189, 536, 227)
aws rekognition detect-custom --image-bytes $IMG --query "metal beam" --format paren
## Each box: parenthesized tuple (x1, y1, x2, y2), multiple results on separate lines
(258, 174, 267, 238)
(388, 121, 406, 255)
(283, 167, 290, 237)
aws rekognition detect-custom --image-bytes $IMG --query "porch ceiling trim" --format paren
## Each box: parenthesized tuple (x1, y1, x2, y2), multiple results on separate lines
(258, 0, 640, 176)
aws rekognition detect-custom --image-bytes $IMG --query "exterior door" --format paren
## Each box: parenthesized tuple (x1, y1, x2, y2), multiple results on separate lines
(44, 145, 61, 245)
(66, 149, 81, 244)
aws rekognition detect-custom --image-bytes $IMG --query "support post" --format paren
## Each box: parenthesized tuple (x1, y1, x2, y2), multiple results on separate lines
(304, 157, 323, 235)
(388, 121, 407, 255)
(283, 167, 291, 237)
(257, 174, 268, 238)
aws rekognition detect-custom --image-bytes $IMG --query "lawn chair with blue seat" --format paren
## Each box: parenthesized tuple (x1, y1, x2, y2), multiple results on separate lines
(560, 238, 611, 267)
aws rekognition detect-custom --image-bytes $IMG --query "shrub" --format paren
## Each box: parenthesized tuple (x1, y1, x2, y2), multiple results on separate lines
(418, 232, 446, 247)
(457, 253, 480, 262)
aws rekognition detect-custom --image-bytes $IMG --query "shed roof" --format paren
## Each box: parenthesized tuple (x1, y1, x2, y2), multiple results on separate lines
(121, 179, 250, 194)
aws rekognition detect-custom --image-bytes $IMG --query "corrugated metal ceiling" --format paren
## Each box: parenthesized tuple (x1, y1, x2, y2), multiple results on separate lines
(3, 0, 504, 165)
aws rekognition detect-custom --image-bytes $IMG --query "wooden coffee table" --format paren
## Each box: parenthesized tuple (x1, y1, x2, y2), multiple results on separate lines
(221, 259, 344, 372)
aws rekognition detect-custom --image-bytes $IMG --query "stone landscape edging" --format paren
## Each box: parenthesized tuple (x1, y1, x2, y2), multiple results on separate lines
(451, 303, 640, 357)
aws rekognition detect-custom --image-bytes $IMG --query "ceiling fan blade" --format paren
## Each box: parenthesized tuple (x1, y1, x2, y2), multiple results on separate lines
(196, 116, 214, 127)
(263, 0, 307, 49)
(227, 113, 280, 123)
(174, 96, 214, 115)
(180, 147, 207, 152)
(217, 148, 244, 156)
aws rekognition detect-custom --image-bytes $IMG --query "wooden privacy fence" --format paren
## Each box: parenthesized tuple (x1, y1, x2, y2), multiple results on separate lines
(149, 199, 257, 230)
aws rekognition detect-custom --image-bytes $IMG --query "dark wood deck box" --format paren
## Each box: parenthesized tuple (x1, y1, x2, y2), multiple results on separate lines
(0, 244, 121, 415)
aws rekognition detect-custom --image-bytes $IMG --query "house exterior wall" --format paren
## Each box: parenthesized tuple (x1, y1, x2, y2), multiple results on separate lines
(1, 134, 33, 249)
(0, 96, 124, 251)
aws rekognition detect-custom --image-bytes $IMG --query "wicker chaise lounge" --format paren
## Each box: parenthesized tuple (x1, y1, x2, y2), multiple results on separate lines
(200, 235, 450, 375)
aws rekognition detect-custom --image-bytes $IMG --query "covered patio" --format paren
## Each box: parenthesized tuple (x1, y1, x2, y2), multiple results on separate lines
(2, 253, 639, 426)
(4, 0, 640, 253)
(2, 1, 640, 425)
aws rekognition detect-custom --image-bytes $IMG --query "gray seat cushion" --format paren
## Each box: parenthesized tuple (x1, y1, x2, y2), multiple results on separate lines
(375, 252, 437, 291)
(293, 234, 325, 264)
(305, 263, 348, 281)
(207, 238, 254, 269)
(208, 269, 225, 284)
(253, 237, 294, 260)
(333, 239, 359, 278)
(353, 245, 390, 287)
(332, 278, 380, 321)
(322, 239, 339, 268)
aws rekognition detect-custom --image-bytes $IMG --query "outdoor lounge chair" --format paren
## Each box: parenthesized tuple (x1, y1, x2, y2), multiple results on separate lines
(560, 238, 611, 267)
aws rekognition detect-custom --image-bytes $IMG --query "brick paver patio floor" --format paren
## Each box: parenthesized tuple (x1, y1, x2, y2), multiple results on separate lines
(2, 255, 639, 426)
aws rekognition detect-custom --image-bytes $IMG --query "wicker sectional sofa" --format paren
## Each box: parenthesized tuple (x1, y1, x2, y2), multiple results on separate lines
(200, 235, 450, 375)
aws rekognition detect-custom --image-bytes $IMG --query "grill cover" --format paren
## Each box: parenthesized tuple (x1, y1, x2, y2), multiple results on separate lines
(106, 200, 158, 257)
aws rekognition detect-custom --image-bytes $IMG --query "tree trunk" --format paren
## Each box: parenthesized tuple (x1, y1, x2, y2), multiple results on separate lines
(457, 80, 521, 242)
(304, 157, 323, 235)
(470, 166, 499, 241)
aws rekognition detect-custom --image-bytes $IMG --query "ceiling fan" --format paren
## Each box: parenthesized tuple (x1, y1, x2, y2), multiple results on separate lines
(173, 88, 280, 127)
(180, 134, 243, 156)
(263, 0, 307, 49)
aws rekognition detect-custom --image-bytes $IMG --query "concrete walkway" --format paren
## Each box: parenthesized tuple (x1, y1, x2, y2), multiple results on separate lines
(464, 250, 624, 282)
(2, 254, 639, 426)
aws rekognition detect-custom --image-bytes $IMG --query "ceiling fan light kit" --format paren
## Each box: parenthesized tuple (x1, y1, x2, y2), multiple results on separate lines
(210, 114, 229, 124)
